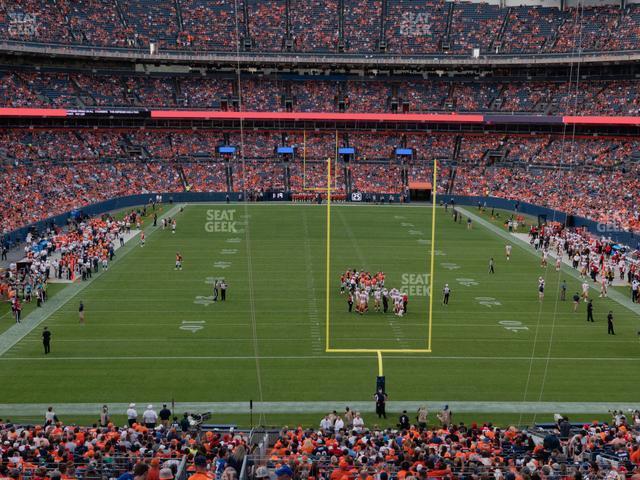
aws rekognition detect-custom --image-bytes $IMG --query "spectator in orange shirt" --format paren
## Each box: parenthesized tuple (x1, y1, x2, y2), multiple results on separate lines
(188, 456, 211, 480)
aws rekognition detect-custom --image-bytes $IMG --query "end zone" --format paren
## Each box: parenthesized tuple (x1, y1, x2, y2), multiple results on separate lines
(324, 159, 438, 354)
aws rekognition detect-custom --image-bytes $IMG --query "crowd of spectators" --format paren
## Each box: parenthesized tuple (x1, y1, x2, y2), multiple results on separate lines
(453, 166, 640, 233)
(5, 1, 640, 55)
(2, 409, 640, 480)
(263, 410, 640, 480)
(290, 0, 339, 52)
(0, 415, 251, 480)
(0, 129, 639, 233)
(5, 71, 640, 116)
(178, 0, 242, 50)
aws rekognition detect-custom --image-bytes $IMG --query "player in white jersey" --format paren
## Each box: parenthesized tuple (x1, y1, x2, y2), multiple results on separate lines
(358, 290, 368, 314)
(505, 244, 512, 261)
(538, 277, 545, 301)
(599, 278, 608, 298)
(541, 249, 548, 267)
(394, 295, 403, 316)
(373, 288, 382, 312)
(172, 219, 177, 234)
(581, 281, 590, 302)
(555, 256, 562, 272)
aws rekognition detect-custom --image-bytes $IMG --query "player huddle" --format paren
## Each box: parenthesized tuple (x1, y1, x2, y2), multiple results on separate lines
(340, 269, 408, 316)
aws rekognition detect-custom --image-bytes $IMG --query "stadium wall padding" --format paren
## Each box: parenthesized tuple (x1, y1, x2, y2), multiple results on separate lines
(4, 193, 639, 250)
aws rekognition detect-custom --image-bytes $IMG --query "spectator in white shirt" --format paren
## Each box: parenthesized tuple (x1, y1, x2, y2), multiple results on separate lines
(334, 416, 345, 432)
(143, 404, 158, 429)
(319, 415, 332, 432)
(44, 406, 57, 426)
(352, 412, 364, 433)
(126, 403, 138, 427)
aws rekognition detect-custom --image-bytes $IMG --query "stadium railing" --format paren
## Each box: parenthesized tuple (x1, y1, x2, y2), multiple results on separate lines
(175, 455, 189, 480)
(3, 40, 640, 67)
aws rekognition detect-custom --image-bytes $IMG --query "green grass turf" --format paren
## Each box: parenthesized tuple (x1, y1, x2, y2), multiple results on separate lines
(0, 204, 639, 410)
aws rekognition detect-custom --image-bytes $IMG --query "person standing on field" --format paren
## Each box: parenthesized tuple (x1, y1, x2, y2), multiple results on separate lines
(607, 311, 615, 335)
(220, 280, 227, 301)
(374, 388, 388, 419)
(42, 327, 51, 354)
(126, 403, 138, 427)
(78, 301, 85, 324)
(443, 284, 451, 305)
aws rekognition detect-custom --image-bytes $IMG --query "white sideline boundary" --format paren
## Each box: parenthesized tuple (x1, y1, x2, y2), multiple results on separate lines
(0, 354, 638, 361)
(0, 401, 637, 416)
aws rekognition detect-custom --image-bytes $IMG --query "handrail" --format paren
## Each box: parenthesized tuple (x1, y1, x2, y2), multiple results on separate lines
(175, 455, 189, 480)
(2, 39, 640, 67)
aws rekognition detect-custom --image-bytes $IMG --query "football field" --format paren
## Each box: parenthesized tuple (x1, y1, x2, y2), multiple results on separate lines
(1, 203, 639, 419)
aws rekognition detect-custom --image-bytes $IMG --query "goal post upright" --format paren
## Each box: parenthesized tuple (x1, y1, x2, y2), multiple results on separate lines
(324, 157, 436, 354)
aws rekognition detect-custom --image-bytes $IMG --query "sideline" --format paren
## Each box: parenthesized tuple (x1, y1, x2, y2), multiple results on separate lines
(0, 204, 185, 357)
(458, 207, 640, 317)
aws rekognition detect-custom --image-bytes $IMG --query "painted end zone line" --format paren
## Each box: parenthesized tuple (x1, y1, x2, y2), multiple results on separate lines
(324, 159, 437, 354)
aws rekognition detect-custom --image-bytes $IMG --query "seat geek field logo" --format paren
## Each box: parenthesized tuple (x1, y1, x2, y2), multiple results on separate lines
(205, 209, 238, 233)
(401, 273, 430, 296)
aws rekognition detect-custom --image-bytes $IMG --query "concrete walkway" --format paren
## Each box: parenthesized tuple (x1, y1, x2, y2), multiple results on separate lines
(0, 400, 636, 417)
(0, 205, 184, 357)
